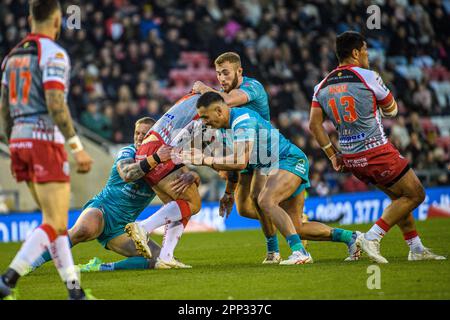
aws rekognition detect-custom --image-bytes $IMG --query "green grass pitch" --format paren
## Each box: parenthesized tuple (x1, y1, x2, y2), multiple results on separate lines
(0, 219, 449, 300)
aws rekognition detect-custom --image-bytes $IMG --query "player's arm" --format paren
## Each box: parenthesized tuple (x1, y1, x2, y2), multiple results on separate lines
(309, 106, 343, 171)
(192, 81, 248, 107)
(170, 171, 201, 195)
(0, 84, 12, 141)
(202, 140, 253, 171)
(378, 96, 398, 118)
(369, 71, 398, 118)
(117, 145, 173, 183)
(44, 89, 92, 173)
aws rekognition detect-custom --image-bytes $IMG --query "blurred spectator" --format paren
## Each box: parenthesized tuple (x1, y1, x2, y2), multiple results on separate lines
(80, 102, 112, 140)
(0, 0, 448, 196)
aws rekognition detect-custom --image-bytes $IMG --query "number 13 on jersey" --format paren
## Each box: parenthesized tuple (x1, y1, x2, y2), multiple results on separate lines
(328, 96, 358, 124)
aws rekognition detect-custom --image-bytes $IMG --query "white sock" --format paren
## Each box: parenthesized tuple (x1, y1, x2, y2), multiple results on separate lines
(159, 221, 185, 262)
(9, 227, 52, 276)
(406, 236, 425, 253)
(139, 201, 183, 234)
(49, 234, 79, 284)
(365, 224, 387, 241)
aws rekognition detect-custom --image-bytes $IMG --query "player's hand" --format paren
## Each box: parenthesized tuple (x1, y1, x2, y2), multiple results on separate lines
(170, 172, 198, 196)
(192, 81, 209, 94)
(156, 145, 173, 162)
(74, 149, 93, 173)
(330, 153, 344, 172)
(219, 192, 234, 218)
(180, 148, 203, 165)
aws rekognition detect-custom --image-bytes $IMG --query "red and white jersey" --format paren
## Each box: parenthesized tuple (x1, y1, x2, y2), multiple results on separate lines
(1, 33, 70, 143)
(146, 93, 201, 146)
(311, 64, 394, 154)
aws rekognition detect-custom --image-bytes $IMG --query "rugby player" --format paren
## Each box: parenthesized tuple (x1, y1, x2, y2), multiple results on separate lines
(192, 52, 280, 264)
(27, 117, 199, 273)
(180, 92, 362, 265)
(309, 31, 446, 263)
(0, 0, 94, 300)
(124, 94, 205, 268)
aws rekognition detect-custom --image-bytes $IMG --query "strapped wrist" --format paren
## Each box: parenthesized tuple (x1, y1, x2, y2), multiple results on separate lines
(139, 158, 152, 173)
(153, 153, 161, 164)
(67, 135, 83, 154)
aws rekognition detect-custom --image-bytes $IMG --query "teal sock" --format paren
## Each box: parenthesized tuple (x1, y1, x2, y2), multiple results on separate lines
(266, 235, 279, 253)
(109, 257, 150, 271)
(31, 236, 74, 269)
(286, 234, 306, 254)
(331, 228, 354, 245)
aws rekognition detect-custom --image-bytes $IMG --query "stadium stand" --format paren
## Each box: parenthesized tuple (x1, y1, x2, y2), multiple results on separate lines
(0, 0, 449, 203)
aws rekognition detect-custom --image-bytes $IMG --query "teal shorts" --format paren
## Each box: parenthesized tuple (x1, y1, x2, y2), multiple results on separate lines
(277, 147, 310, 198)
(82, 198, 130, 248)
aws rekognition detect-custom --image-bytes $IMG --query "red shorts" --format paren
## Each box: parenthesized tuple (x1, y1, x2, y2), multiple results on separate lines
(342, 142, 410, 187)
(136, 133, 180, 186)
(9, 139, 70, 183)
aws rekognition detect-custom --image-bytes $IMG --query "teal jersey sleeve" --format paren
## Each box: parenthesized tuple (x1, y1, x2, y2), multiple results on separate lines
(231, 112, 257, 143)
(237, 77, 270, 121)
(239, 79, 261, 103)
(115, 145, 136, 163)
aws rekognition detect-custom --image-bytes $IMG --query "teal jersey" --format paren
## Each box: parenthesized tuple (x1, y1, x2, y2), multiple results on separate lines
(90, 145, 156, 221)
(237, 76, 270, 121)
(229, 107, 293, 171)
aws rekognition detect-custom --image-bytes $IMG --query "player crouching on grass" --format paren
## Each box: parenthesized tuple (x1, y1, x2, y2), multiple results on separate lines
(26, 117, 198, 274)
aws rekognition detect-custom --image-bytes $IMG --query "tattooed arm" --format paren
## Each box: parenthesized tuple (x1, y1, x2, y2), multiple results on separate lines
(45, 89, 76, 139)
(117, 145, 173, 183)
(117, 158, 146, 183)
(0, 85, 12, 142)
(45, 89, 93, 173)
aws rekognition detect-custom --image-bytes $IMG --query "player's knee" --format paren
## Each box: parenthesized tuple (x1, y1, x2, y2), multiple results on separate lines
(257, 193, 276, 214)
(250, 190, 260, 205)
(235, 198, 253, 218)
(412, 185, 426, 206)
(189, 198, 201, 215)
(71, 224, 96, 242)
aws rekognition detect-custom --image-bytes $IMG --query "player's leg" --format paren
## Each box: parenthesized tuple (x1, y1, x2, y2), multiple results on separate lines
(249, 170, 280, 263)
(1, 182, 85, 300)
(77, 235, 160, 272)
(130, 167, 200, 234)
(257, 170, 312, 265)
(126, 167, 200, 260)
(29, 207, 105, 272)
(281, 190, 361, 261)
(377, 184, 445, 261)
(235, 171, 259, 219)
(357, 169, 425, 263)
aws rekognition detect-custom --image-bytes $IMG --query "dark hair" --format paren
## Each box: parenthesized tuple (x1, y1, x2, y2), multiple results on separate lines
(136, 116, 156, 126)
(29, 0, 60, 22)
(196, 92, 225, 109)
(335, 31, 366, 62)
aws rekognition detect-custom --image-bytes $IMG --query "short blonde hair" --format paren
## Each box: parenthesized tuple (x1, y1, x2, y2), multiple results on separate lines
(135, 117, 156, 127)
(214, 52, 241, 68)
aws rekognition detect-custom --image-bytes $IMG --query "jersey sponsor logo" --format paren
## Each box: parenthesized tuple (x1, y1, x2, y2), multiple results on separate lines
(339, 132, 367, 144)
(55, 52, 65, 59)
(164, 113, 175, 120)
(118, 150, 134, 159)
(295, 158, 307, 175)
(343, 157, 368, 168)
(375, 74, 389, 92)
(10, 141, 33, 149)
(231, 113, 250, 128)
(46, 63, 65, 78)
(63, 161, 70, 176)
